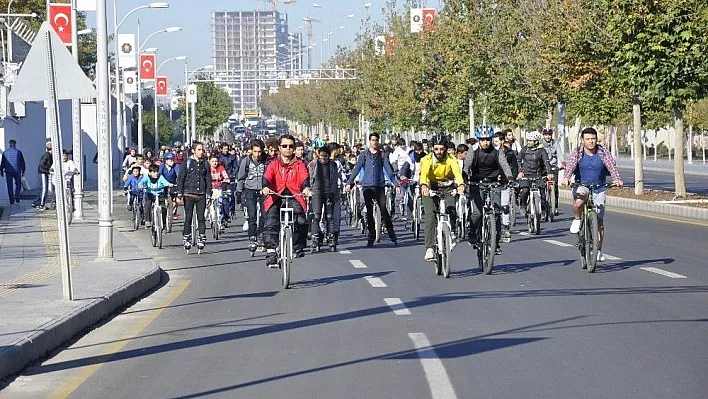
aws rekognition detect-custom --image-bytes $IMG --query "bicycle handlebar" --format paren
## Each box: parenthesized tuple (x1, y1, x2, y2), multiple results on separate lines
(569, 182, 617, 189)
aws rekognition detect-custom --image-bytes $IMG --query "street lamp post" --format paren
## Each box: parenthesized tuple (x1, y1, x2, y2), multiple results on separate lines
(113, 2, 168, 157)
(96, 0, 113, 259)
(136, 25, 181, 153)
(154, 56, 186, 152)
(185, 65, 213, 143)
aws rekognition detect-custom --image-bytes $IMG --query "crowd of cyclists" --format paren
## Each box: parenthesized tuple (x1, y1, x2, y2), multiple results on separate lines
(118, 124, 623, 269)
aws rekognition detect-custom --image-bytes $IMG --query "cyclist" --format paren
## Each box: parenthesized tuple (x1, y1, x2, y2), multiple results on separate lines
(218, 143, 237, 222)
(505, 129, 522, 153)
(177, 141, 211, 251)
(517, 131, 554, 220)
(237, 139, 267, 254)
(123, 164, 144, 224)
(261, 135, 312, 267)
(561, 127, 623, 262)
(121, 147, 137, 174)
(419, 135, 465, 262)
(463, 126, 514, 254)
(208, 154, 231, 230)
(542, 128, 564, 216)
(497, 132, 519, 242)
(139, 164, 173, 229)
(159, 152, 180, 220)
(308, 145, 343, 249)
(346, 132, 400, 247)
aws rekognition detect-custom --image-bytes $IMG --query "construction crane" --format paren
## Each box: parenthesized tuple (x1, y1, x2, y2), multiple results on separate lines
(247, 0, 298, 11)
(301, 15, 322, 48)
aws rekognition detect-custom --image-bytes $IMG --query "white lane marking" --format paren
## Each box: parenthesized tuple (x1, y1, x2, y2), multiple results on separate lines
(339, 249, 352, 255)
(408, 333, 458, 399)
(603, 254, 622, 261)
(364, 276, 387, 287)
(640, 267, 687, 279)
(544, 239, 574, 247)
(384, 298, 411, 315)
(518, 231, 529, 236)
(350, 259, 368, 269)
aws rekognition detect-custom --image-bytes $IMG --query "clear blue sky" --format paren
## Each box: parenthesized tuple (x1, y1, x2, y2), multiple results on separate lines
(87, 0, 386, 90)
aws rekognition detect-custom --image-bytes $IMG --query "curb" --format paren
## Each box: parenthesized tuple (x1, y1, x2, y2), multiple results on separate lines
(0, 265, 162, 380)
(558, 189, 708, 221)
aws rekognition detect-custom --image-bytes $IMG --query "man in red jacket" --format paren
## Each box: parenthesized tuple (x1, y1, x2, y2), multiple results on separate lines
(261, 134, 312, 267)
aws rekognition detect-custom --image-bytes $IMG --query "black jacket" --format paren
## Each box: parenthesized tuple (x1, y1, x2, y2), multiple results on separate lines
(38, 151, 53, 175)
(176, 157, 212, 196)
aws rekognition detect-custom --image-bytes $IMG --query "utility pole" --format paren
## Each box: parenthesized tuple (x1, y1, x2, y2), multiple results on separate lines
(97, 0, 114, 259)
(70, 0, 84, 221)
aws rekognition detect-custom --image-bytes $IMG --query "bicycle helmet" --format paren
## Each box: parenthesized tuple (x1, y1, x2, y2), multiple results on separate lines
(429, 133, 449, 148)
(474, 125, 494, 139)
(525, 131, 542, 141)
(173, 141, 182, 148)
(164, 152, 175, 160)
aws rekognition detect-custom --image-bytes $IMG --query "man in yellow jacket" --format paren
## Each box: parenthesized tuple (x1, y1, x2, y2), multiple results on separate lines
(419, 135, 466, 262)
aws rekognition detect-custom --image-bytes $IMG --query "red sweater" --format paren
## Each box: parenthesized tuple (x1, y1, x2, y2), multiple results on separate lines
(263, 157, 310, 212)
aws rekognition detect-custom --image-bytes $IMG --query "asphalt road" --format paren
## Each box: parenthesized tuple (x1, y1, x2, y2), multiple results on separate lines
(617, 165, 708, 194)
(2, 204, 707, 399)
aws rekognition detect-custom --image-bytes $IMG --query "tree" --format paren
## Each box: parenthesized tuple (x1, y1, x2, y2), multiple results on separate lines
(132, 109, 174, 151)
(606, 0, 708, 196)
(193, 82, 232, 141)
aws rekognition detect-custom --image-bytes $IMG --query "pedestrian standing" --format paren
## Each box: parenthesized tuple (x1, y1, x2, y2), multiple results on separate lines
(32, 142, 53, 209)
(0, 140, 26, 204)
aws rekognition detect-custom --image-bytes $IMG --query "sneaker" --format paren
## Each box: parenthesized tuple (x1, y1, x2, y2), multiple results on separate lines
(295, 248, 306, 258)
(597, 251, 605, 262)
(248, 236, 258, 252)
(495, 246, 502, 255)
(266, 252, 279, 268)
(570, 219, 582, 234)
(401, 216, 408, 221)
(554, 208, 559, 216)
(183, 235, 192, 249)
(424, 248, 435, 262)
(366, 237, 374, 247)
(197, 235, 207, 249)
(145, 221, 152, 228)
(501, 228, 511, 243)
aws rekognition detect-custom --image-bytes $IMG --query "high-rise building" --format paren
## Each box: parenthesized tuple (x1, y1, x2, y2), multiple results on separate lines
(211, 10, 302, 118)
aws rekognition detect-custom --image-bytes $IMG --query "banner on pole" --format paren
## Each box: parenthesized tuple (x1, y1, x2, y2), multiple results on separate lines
(422, 8, 437, 32)
(77, 0, 97, 12)
(49, 3, 72, 45)
(156, 76, 168, 96)
(410, 8, 423, 33)
(118, 34, 136, 69)
(170, 97, 179, 110)
(186, 84, 197, 103)
(374, 35, 385, 56)
(140, 54, 155, 80)
(123, 71, 137, 94)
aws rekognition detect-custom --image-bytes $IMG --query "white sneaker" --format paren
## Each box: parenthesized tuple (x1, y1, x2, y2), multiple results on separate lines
(597, 251, 605, 262)
(424, 248, 435, 262)
(570, 219, 582, 234)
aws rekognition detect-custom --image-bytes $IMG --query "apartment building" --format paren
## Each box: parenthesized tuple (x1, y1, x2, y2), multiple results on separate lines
(211, 10, 302, 116)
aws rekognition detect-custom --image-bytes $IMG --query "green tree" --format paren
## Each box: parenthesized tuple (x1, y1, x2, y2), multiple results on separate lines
(132, 108, 174, 151)
(193, 82, 232, 141)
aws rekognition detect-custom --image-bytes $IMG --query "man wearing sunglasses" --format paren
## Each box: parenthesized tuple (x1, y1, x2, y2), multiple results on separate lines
(345, 132, 401, 247)
(261, 135, 312, 267)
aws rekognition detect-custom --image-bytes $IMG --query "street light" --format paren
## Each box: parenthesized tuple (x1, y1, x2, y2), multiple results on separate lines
(153, 56, 187, 152)
(136, 25, 182, 153)
(185, 65, 214, 143)
(113, 1, 170, 155)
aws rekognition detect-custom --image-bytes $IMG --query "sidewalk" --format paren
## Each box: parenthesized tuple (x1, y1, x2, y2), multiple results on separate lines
(614, 155, 708, 176)
(0, 189, 161, 380)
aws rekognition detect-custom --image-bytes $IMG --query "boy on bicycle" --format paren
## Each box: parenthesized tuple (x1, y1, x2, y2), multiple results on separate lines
(209, 154, 231, 229)
(139, 164, 173, 229)
(123, 164, 145, 224)
(159, 152, 180, 220)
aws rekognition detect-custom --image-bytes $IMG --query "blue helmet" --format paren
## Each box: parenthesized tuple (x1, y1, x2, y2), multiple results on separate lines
(475, 125, 494, 139)
(164, 152, 175, 160)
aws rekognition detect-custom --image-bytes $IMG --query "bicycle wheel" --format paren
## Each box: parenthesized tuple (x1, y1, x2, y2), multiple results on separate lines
(483, 214, 497, 275)
(533, 192, 541, 235)
(157, 219, 163, 249)
(151, 226, 157, 247)
(166, 199, 173, 233)
(509, 189, 517, 227)
(586, 210, 599, 273)
(441, 222, 452, 278)
(191, 209, 197, 245)
(282, 227, 292, 288)
(546, 186, 555, 222)
(478, 214, 487, 270)
(413, 198, 421, 241)
(133, 202, 139, 231)
(374, 204, 382, 243)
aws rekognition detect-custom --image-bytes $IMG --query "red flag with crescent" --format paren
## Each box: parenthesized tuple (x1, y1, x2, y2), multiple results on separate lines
(156, 76, 168, 96)
(422, 8, 437, 32)
(49, 3, 73, 45)
(140, 54, 156, 80)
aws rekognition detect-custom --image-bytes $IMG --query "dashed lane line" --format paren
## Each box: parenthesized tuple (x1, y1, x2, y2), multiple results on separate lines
(543, 239, 574, 247)
(339, 249, 352, 255)
(350, 259, 368, 269)
(364, 276, 387, 288)
(408, 333, 459, 399)
(640, 267, 687, 279)
(384, 298, 411, 315)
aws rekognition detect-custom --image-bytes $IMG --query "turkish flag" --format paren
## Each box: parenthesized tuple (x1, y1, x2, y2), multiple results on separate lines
(49, 3, 73, 45)
(156, 76, 168, 96)
(422, 8, 436, 32)
(385, 35, 395, 56)
(140, 54, 156, 80)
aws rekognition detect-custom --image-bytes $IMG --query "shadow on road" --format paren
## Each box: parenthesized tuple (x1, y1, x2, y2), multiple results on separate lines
(289, 271, 393, 289)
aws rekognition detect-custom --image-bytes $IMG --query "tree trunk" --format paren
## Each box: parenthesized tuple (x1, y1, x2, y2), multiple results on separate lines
(545, 107, 553, 129)
(673, 106, 687, 197)
(633, 99, 644, 195)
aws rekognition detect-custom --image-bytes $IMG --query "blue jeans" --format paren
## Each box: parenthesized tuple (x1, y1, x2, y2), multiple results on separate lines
(5, 173, 22, 203)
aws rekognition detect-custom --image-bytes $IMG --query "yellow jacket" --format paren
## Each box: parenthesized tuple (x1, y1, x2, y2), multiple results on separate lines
(419, 153, 464, 188)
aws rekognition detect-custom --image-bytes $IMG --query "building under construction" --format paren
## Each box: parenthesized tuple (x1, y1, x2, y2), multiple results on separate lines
(211, 10, 303, 117)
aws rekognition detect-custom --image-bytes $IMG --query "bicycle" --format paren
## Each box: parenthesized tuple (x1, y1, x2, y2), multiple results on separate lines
(149, 196, 165, 249)
(206, 189, 227, 241)
(410, 186, 422, 241)
(508, 186, 517, 227)
(165, 192, 177, 233)
(126, 191, 142, 231)
(571, 182, 612, 273)
(472, 181, 504, 275)
(455, 192, 468, 243)
(64, 180, 74, 225)
(520, 176, 547, 235)
(545, 173, 556, 223)
(430, 190, 456, 278)
(269, 193, 305, 289)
